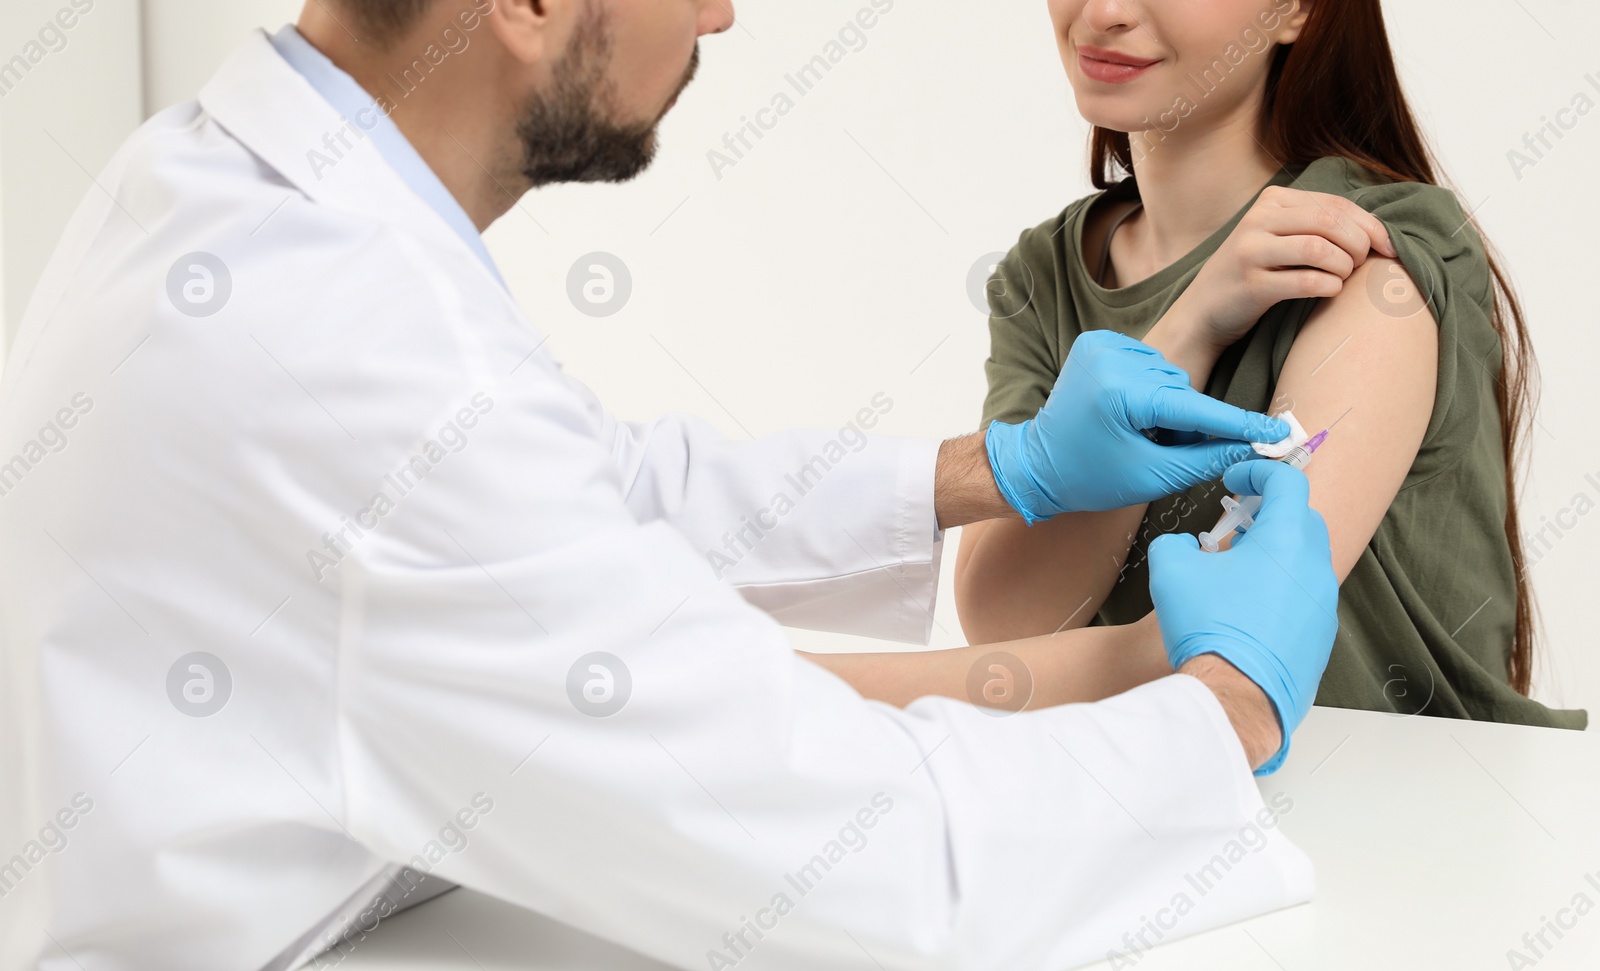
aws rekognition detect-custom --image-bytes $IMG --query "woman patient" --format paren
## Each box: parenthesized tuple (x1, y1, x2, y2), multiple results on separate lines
(952, 0, 1583, 727)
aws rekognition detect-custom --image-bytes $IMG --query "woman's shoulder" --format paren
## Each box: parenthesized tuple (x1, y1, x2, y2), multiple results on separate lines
(980, 190, 1105, 320)
(1003, 185, 1124, 265)
(1293, 156, 1476, 243)
(1293, 156, 1492, 303)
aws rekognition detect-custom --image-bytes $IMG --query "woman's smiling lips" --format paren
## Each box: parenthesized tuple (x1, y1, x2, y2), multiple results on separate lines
(1076, 43, 1162, 84)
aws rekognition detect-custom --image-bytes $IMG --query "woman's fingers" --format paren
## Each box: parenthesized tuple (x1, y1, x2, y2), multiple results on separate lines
(1279, 268, 1345, 300)
(1257, 189, 1397, 261)
(1236, 234, 1353, 304)
(1259, 233, 1357, 278)
(1245, 267, 1345, 309)
(1253, 199, 1387, 267)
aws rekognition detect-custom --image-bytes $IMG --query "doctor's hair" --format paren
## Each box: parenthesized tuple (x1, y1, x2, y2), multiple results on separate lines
(336, 0, 434, 46)
(1088, 0, 1542, 697)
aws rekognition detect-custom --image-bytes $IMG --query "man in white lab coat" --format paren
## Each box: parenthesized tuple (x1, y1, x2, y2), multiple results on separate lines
(0, 1, 1341, 969)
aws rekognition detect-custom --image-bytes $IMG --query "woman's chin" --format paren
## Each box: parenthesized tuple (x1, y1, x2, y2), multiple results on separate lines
(1071, 101, 1148, 135)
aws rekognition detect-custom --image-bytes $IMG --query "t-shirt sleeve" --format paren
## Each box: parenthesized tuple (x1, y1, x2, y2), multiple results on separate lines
(978, 215, 1072, 429)
(1346, 173, 1500, 477)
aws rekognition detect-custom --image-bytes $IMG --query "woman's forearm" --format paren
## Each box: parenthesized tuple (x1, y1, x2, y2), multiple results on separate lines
(801, 613, 1170, 711)
(1144, 300, 1226, 392)
(954, 508, 1147, 643)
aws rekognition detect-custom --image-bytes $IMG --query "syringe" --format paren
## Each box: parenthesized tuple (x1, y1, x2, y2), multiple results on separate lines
(1198, 429, 1329, 552)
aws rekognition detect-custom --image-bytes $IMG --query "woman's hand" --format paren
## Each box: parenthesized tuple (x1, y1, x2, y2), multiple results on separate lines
(1165, 186, 1398, 356)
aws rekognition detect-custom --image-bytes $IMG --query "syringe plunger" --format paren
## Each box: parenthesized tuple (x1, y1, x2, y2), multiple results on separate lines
(1199, 495, 1261, 552)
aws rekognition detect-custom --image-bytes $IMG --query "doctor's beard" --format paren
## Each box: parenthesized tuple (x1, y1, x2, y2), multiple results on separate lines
(516, 3, 700, 187)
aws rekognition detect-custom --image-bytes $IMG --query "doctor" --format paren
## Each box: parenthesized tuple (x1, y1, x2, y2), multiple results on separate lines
(0, 1, 1339, 969)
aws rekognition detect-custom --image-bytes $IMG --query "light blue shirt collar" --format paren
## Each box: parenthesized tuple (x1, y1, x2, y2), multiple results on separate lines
(268, 25, 506, 288)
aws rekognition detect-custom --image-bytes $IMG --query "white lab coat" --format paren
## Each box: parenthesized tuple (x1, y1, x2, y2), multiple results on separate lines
(0, 31, 1312, 971)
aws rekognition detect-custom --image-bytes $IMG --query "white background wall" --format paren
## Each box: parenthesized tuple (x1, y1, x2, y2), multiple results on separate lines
(0, 0, 1595, 713)
(0, 0, 142, 348)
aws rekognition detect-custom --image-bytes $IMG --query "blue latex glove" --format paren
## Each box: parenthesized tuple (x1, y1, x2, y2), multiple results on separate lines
(1148, 460, 1339, 775)
(984, 330, 1289, 522)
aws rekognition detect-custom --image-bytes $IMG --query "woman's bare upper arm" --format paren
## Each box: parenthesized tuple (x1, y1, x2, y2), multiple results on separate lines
(1270, 256, 1439, 579)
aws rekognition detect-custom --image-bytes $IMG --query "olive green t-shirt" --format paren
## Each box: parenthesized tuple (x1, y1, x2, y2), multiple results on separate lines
(980, 155, 1585, 729)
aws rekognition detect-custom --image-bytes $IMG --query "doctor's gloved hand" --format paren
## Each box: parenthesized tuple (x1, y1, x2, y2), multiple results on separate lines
(1148, 460, 1339, 775)
(983, 330, 1288, 523)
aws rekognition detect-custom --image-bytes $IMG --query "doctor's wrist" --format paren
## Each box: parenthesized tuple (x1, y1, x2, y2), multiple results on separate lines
(934, 431, 1020, 529)
(1180, 654, 1283, 772)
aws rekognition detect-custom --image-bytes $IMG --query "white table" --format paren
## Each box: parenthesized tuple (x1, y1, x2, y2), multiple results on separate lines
(331, 705, 1600, 970)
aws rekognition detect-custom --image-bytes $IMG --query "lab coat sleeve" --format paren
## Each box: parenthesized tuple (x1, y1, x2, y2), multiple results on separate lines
(329, 359, 1314, 971)
(587, 397, 946, 645)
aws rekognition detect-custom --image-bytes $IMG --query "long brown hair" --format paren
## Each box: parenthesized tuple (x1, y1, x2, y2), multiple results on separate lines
(1088, 0, 1540, 694)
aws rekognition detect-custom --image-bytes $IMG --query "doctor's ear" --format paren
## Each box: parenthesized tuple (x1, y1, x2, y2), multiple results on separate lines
(483, 0, 558, 64)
